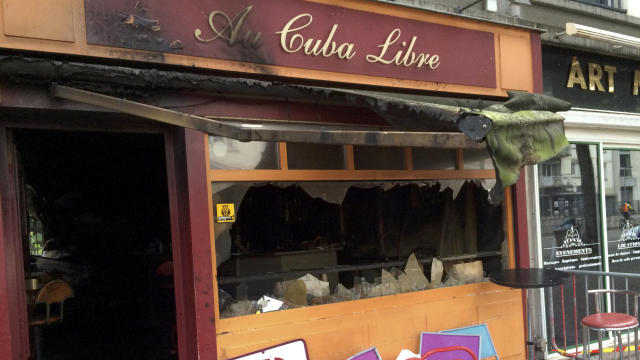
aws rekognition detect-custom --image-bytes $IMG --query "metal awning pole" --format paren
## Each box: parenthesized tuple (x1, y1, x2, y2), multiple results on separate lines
(50, 84, 486, 149)
(50, 83, 247, 139)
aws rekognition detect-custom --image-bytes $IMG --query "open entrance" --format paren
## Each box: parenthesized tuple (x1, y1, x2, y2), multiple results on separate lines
(15, 129, 176, 359)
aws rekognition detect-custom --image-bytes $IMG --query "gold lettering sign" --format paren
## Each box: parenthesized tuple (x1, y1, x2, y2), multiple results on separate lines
(567, 58, 623, 93)
(195, 7, 441, 70)
(567, 59, 587, 89)
(365, 29, 440, 69)
(634, 70, 640, 96)
(276, 14, 356, 59)
(604, 65, 616, 93)
(588, 63, 604, 92)
(195, 6, 262, 48)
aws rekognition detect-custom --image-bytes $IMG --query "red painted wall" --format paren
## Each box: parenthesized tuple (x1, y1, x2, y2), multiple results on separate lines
(0, 127, 29, 359)
(171, 128, 217, 359)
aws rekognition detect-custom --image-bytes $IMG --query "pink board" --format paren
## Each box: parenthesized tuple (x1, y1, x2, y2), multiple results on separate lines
(347, 347, 383, 360)
(419, 333, 480, 360)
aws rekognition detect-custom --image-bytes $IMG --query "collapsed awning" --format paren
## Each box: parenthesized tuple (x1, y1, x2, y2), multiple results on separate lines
(50, 84, 487, 150)
(50, 84, 571, 197)
(0, 55, 570, 198)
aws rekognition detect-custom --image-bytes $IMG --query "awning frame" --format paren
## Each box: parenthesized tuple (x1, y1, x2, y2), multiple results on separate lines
(50, 84, 488, 149)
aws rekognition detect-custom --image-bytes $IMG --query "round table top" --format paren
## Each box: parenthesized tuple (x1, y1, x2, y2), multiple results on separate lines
(489, 268, 570, 289)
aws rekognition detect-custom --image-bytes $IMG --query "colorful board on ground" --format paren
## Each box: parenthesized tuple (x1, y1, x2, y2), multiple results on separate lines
(347, 346, 383, 360)
(440, 324, 498, 359)
(419, 333, 480, 360)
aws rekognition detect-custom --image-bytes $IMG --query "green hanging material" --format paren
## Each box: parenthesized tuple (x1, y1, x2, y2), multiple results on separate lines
(462, 91, 572, 202)
(483, 109, 569, 188)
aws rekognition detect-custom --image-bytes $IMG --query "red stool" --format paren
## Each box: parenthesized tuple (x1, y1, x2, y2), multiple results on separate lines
(582, 289, 639, 360)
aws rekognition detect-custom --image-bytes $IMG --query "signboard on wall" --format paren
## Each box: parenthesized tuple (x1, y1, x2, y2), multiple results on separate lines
(542, 224, 601, 271)
(610, 224, 640, 264)
(543, 46, 640, 113)
(84, 0, 496, 87)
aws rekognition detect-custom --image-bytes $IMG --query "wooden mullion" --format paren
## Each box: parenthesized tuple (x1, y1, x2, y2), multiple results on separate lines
(404, 147, 413, 170)
(279, 142, 288, 170)
(345, 145, 355, 170)
(456, 149, 464, 170)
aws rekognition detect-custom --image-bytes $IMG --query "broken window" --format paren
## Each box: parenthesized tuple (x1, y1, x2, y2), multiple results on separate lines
(209, 136, 507, 319)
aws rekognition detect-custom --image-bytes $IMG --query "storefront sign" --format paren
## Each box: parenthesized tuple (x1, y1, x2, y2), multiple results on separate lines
(566, 59, 616, 93)
(543, 46, 640, 112)
(609, 225, 640, 264)
(567, 59, 640, 96)
(84, 0, 496, 87)
(617, 224, 640, 250)
(542, 225, 600, 270)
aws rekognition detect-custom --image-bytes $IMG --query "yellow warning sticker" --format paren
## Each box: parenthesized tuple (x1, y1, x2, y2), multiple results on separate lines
(216, 203, 235, 223)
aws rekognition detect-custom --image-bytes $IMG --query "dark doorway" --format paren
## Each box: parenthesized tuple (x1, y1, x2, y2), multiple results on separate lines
(15, 129, 176, 359)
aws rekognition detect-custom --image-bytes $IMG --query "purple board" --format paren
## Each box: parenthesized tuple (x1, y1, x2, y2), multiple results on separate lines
(347, 347, 383, 360)
(440, 324, 498, 359)
(420, 333, 480, 360)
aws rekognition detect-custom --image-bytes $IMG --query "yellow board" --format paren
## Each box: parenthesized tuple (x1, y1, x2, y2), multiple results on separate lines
(216, 204, 235, 223)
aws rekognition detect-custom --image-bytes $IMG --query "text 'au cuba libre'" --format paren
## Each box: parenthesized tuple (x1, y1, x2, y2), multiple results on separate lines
(194, 6, 441, 70)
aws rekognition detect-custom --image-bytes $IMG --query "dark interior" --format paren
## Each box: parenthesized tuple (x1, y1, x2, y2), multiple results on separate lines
(216, 180, 504, 315)
(16, 129, 176, 360)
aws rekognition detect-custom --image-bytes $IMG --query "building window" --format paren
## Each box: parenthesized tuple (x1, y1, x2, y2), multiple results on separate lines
(620, 152, 632, 177)
(287, 143, 346, 170)
(571, 0, 625, 11)
(571, 161, 581, 176)
(209, 136, 280, 170)
(353, 146, 404, 170)
(541, 162, 561, 177)
(621, 186, 633, 203)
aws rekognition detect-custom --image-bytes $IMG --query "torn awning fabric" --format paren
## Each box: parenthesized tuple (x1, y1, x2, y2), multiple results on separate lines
(481, 91, 571, 189)
(484, 110, 568, 188)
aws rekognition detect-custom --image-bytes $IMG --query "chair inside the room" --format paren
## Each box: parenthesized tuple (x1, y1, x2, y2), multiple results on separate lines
(29, 279, 74, 360)
(30, 279, 74, 326)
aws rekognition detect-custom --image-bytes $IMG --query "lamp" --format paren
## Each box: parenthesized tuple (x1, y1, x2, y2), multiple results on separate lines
(565, 22, 640, 48)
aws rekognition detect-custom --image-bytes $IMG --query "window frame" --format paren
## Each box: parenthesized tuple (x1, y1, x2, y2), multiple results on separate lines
(571, 0, 626, 12)
(205, 136, 516, 327)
